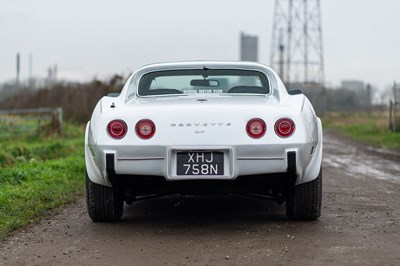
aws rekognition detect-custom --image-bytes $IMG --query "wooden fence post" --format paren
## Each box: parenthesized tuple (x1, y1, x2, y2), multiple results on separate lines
(389, 100, 394, 132)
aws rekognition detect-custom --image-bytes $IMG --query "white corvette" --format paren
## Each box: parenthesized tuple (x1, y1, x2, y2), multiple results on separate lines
(85, 61, 323, 222)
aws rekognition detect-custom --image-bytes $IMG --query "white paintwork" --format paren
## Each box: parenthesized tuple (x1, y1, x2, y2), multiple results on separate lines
(85, 61, 323, 187)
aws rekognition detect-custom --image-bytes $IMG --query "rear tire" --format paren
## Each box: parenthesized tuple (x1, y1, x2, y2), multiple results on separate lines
(86, 173, 123, 222)
(286, 167, 322, 221)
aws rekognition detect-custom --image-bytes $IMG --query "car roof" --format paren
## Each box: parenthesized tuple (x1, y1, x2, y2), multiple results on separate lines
(134, 61, 273, 73)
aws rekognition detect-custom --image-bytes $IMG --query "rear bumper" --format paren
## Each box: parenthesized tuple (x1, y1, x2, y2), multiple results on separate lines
(86, 141, 302, 186)
(105, 151, 296, 180)
(104, 152, 297, 200)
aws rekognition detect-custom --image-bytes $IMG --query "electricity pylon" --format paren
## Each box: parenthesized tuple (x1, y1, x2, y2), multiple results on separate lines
(270, 0, 325, 87)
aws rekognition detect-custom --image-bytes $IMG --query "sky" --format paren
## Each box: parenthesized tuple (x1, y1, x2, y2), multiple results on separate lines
(1, 0, 400, 91)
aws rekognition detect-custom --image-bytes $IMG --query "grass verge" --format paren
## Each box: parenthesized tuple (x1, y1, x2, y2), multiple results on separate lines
(0, 124, 85, 239)
(321, 112, 400, 151)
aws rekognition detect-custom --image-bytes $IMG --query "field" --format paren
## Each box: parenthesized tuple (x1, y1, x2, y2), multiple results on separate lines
(321, 112, 400, 150)
(0, 124, 86, 239)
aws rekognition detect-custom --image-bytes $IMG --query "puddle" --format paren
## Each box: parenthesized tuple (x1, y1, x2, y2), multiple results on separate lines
(323, 136, 400, 183)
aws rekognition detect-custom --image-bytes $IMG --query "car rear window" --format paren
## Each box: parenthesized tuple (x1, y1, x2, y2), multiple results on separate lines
(135, 69, 270, 97)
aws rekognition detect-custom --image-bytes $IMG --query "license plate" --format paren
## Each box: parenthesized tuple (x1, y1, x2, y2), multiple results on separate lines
(177, 152, 224, 176)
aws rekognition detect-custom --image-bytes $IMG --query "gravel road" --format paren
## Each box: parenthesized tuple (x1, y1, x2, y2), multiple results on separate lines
(1, 129, 400, 266)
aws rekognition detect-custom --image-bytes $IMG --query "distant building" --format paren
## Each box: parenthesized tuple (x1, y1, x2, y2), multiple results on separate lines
(341, 80, 372, 108)
(240, 32, 258, 62)
(46, 64, 58, 86)
(341, 80, 365, 92)
(394, 82, 400, 102)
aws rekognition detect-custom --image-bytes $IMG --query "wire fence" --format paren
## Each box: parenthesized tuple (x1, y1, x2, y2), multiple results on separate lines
(0, 108, 63, 138)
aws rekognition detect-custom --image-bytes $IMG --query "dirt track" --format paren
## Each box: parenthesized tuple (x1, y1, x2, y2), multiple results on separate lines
(1, 129, 400, 266)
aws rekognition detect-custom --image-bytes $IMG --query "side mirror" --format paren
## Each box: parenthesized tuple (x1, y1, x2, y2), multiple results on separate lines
(107, 92, 120, 97)
(288, 89, 303, 95)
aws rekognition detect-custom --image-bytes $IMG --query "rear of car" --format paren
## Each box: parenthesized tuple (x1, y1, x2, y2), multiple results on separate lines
(85, 61, 323, 222)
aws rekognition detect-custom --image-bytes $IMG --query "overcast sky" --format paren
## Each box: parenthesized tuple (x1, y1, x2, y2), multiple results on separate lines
(1, 0, 399, 90)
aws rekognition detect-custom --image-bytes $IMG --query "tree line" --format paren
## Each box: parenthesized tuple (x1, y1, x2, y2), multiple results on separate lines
(0, 75, 125, 123)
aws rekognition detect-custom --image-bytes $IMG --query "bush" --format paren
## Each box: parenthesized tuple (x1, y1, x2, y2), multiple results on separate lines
(0, 75, 125, 123)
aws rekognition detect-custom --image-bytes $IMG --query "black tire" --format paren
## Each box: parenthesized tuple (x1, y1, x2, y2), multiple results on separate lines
(286, 167, 322, 221)
(86, 173, 123, 222)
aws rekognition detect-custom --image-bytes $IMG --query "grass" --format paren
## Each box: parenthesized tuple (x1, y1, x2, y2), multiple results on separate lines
(0, 123, 86, 239)
(0, 123, 83, 167)
(321, 112, 400, 151)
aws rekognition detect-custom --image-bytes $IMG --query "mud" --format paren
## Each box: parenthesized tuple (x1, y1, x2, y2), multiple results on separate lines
(1, 129, 399, 265)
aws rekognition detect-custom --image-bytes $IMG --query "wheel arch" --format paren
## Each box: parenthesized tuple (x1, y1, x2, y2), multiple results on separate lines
(85, 122, 112, 187)
(297, 117, 323, 184)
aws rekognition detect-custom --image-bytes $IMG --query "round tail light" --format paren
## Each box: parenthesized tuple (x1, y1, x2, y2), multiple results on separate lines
(246, 118, 266, 139)
(275, 118, 295, 138)
(136, 119, 156, 139)
(107, 120, 127, 139)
